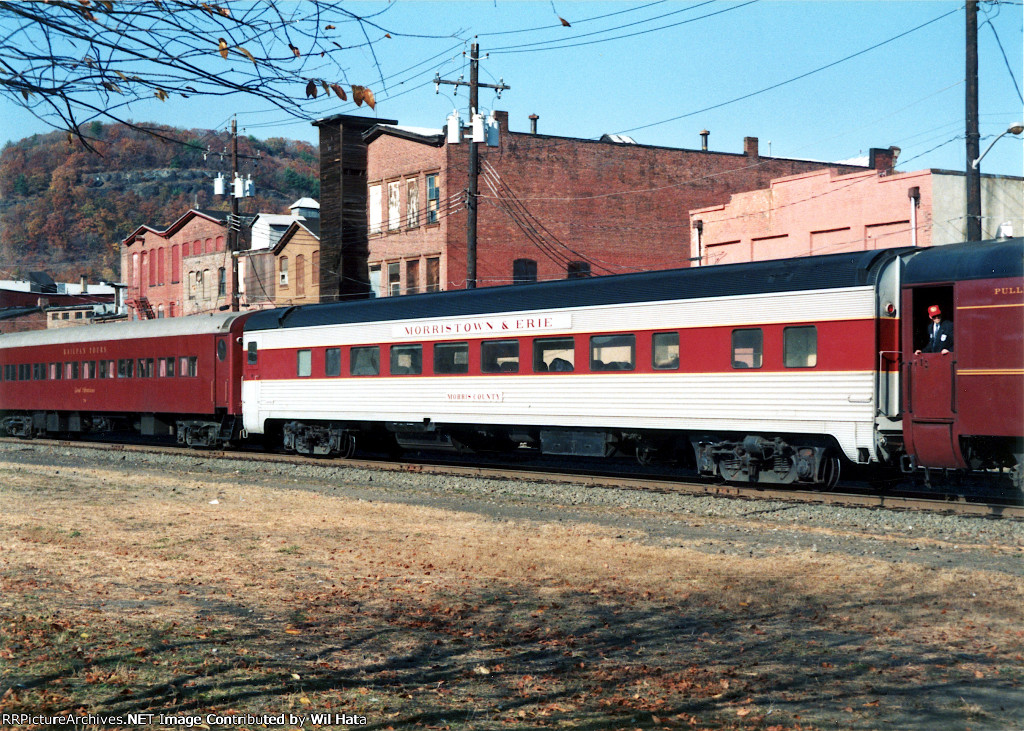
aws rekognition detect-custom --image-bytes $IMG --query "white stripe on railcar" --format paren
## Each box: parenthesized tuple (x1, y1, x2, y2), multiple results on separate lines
(243, 370, 877, 462)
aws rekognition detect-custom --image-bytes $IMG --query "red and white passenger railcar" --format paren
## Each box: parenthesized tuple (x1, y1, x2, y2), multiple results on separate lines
(241, 247, 908, 485)
(0, 313, 249, 446)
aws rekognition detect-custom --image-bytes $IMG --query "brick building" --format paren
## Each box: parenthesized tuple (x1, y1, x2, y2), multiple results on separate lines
(689, 167, 1024, 265)
(315, 111, 897, 298)
(121, 210, 235, 319)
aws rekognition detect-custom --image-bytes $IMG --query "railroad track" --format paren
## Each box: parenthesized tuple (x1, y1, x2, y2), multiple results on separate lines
(5, 436, 1023, 520)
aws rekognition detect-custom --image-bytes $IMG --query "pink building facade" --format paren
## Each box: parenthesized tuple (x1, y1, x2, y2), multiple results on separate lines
(690, 167, 1023, 265)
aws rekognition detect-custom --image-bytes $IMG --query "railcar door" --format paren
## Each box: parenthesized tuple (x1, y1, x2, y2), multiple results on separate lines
(215, 335, 232, 408)
(902, 285, 965, 468)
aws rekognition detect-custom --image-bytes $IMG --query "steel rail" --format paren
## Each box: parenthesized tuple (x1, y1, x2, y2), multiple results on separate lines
(4, 437, 1022, 520)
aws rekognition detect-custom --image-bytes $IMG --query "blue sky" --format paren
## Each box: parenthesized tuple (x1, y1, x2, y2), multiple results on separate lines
(2, 1, 1022, 176)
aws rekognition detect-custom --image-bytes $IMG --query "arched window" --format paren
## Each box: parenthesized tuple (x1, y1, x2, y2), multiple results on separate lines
(312, 250, 319, 287)
(157, 247, 165, 284)
(295, 255, 305, 297)
(140, 251, 148, 288)
(279, 257, 289, 287)
(171, 244, 180, 283)
(216, 236, 225, 251)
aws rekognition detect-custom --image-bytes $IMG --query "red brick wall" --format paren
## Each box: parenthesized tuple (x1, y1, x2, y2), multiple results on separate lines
(121, 213, 230, 318)
(364, 111, 885, 291)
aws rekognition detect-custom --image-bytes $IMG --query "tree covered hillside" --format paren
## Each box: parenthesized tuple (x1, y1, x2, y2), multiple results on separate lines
(0, 123, 320, 283)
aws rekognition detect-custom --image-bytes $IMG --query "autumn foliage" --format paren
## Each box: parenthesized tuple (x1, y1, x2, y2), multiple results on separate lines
(0, 123, 320, 283)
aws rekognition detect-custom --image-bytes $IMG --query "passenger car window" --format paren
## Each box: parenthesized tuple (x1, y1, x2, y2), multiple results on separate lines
(325, 348, 342, 377)
(590, 334, 635, 371)
(350, 346, 380, 376)
(434, 342, 469, 374)
(533, 337, 575, 372)
(731, 329, 763, 369)
(297, 349, 312, 377)
(652, 332, 680, 370)
(784, 326, 817, 368)
(390, 344, 422, 375)
(481, 339, 519, 373)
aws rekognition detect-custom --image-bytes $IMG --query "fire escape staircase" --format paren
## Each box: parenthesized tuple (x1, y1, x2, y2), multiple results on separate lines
(128, 296, 156, 319)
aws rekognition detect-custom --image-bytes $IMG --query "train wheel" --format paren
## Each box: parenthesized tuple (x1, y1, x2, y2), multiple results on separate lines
(339, 432, 357, 459)
(819, 452, 842, 490)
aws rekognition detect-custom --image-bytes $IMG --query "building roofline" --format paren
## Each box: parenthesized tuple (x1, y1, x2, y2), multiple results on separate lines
(312, 113, 398, 129)
(363, 124, 445, 146)
(122, 208, 228, 246)
(272, 219, 321, 255)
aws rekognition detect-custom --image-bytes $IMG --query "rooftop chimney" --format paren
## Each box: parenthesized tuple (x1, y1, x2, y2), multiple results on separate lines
(80, 275, 88, 294)
(744, 136, 759, 158)
(529, 114, 539, 134)
(699, 129, 709, 151)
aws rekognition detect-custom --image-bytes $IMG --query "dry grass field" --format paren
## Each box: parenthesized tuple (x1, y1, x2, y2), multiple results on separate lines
(2, 453, 1024, 730)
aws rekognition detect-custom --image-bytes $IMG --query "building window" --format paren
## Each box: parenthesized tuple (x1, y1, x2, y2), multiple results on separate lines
(216, 236, 225, 251)
(387, 180, 401, 231)
(247, 342, 258, 365)
(406, 259, 419, 295)
(388, 262, 400, 296)
(149, 250, 156, 285)
(513, 259, 537, 285)
(279, 257, 289, 287)
(407, 178, 419, 228)
(369, 265, 382, 298)
(140, 251, 148, 288)
(426, 257, 440, 292)
(205, 238, 213, 254)
(312, 250, 319, 287)
(203, 269, 210, 299)
(218, 267, 226, 297)
(369, 184, 382, 233)
(567, 261, 591, 279)
(157, 247, 165, 284)
(295, 255, 305, 297)
(171, 244, 180, 283)
(426, 174, 439, 224)
(784, 326, 818, 368)
(732, 328, 763, 369)
(157, 304, 164, 318)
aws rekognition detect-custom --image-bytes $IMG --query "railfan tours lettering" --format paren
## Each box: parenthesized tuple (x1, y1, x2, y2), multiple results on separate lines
(393, 314, 571, 339)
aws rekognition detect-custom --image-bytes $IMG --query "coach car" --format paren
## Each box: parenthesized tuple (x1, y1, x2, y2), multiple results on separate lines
(0, 312, 249, 446)
(241, 246, 912, 486)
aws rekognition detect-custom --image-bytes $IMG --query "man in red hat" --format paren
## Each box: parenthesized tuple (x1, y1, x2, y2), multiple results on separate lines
(915, 304, 953, 354)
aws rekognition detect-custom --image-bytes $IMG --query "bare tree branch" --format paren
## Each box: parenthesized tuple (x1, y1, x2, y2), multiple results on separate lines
(0, 1, 434, 149)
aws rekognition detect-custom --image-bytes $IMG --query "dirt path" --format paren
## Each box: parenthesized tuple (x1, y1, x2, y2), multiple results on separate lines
(2, 453, 1023, 730)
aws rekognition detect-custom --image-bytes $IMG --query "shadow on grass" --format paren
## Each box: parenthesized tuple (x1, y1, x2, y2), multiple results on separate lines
(4, 581, 1022, 730)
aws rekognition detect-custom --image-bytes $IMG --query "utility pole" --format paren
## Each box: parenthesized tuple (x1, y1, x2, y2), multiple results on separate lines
(230, 117, 240, 311)
(965, 0, 982, 242)
(435, 42, 509, 289)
